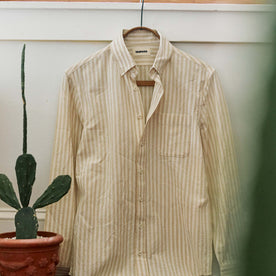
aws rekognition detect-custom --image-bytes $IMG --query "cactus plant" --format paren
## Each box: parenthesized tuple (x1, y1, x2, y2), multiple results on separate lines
(0, 44, 71, 239)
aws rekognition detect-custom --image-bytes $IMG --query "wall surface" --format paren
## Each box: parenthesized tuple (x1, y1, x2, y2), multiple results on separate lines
(0, 2, 275, 275)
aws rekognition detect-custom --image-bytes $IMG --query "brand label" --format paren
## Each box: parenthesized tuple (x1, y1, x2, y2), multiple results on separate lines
(132, 47, 152, 56)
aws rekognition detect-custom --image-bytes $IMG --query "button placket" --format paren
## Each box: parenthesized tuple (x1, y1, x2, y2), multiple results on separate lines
(129, 67, 149, 267)
(135, 135, 147, 262)
(133, 85, 146, 132)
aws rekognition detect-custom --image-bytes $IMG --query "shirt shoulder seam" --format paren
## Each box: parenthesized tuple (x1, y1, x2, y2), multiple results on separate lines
(65, 43, 112, 76)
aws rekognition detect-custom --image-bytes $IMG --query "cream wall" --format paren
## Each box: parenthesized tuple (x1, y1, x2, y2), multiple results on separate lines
(0, 2, 275, 274)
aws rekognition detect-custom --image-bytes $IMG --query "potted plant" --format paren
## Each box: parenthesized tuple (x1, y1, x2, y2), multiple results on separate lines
(0, 44, 71, 276)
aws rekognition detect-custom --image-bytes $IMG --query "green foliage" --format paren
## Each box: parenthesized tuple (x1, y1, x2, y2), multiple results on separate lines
(15, 154, 36, 207)
(33, 175, 71, 210)
(241, 18, 276, 276)
(15, 207, 38, 239)
(0, 174, 21, 210)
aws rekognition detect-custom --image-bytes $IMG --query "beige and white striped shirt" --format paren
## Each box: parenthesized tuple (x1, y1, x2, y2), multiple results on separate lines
(44, 29, 242, 276)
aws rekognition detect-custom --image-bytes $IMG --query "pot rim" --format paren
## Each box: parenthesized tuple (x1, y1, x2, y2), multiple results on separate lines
(0, 231, 63, 248)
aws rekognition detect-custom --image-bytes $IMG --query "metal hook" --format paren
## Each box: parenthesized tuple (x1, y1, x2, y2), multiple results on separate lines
(140, 0, 144, 28)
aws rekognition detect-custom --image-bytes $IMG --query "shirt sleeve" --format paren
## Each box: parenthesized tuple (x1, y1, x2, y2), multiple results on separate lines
(199, 69, 243, 276)
(44, 73, 82, 268)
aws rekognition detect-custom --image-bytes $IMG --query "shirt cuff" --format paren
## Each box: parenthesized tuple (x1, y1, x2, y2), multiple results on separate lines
(55, 266, 70, 276)
(220, 263, 241, 276)
(220, 262, 242, 276)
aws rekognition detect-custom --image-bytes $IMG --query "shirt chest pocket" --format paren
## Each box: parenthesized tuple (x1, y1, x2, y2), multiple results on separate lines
(156, 113, 192, 158)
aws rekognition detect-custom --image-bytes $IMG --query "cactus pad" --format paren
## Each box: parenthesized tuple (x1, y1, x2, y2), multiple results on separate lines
(33, 175, 71, 209)
(0, 174, 21, 210)
(15, 153, 36, 207)
(15, 207, 38, 239)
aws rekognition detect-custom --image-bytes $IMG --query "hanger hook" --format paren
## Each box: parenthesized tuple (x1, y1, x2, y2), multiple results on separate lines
(140, 0, 144, 28)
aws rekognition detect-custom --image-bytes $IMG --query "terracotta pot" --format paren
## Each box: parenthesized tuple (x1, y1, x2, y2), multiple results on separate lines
(0, 231, 63, 276)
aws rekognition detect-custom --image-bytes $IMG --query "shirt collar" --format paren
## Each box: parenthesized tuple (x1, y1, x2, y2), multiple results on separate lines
(111, 29, 173, 77)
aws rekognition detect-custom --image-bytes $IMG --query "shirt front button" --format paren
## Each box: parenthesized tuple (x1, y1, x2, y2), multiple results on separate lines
(138, 251, 143, 257)
(138, 197, 143, 202)
(138, 223, 143, 230)
(137, 115, 143, 120)
(139, 169, 144, 175)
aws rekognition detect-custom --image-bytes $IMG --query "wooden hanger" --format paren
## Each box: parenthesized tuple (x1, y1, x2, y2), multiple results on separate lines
(123, 0, 158, 87)
(123, 26, 160, 40)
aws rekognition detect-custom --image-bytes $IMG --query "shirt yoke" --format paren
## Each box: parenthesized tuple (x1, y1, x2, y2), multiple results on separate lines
(172, 45, 215, 77)
(65, 43, 112, 77)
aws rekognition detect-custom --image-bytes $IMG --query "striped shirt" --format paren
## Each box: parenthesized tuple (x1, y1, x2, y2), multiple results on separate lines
(44, 29, 242, 276)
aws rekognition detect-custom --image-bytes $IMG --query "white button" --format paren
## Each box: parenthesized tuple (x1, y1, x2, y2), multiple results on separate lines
(138, 197, 143, 202)
(138, 251, 144, 257)
(138, 223, 143, 230)
(138, 169, 144, 174)
(137, 115, 143, 120)
(140, 142, 144, 147)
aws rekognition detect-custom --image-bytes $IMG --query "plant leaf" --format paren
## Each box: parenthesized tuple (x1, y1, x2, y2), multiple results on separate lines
(15, 154, 36, 207)
(0, 174, 21, 210)
(33, 175, 71, 209)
